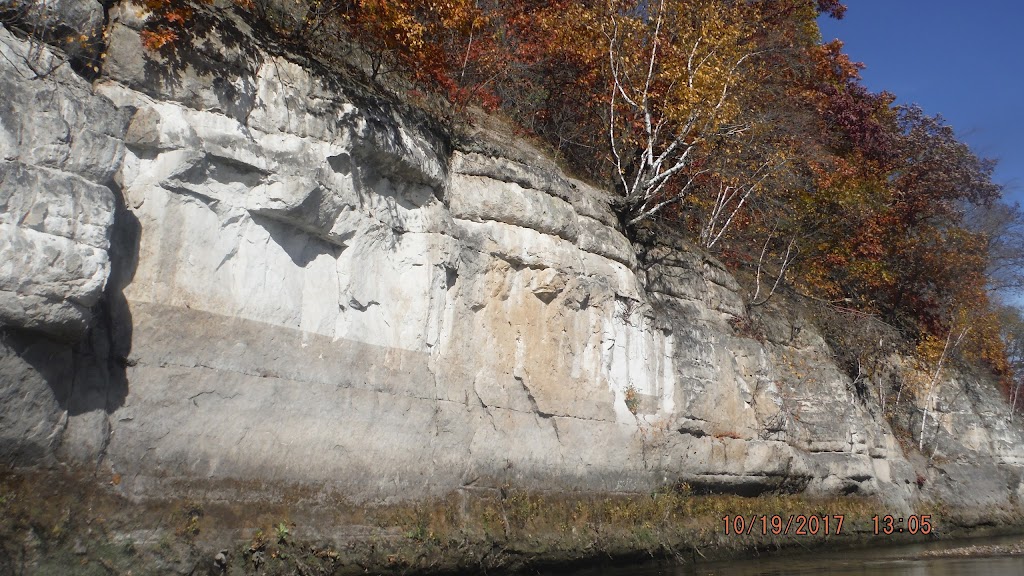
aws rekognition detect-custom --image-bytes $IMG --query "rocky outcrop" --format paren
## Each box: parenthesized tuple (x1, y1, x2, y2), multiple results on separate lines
(3, 0, 1024, 534)
(0, 25, 127, 339)
(0, 21, 131, 466)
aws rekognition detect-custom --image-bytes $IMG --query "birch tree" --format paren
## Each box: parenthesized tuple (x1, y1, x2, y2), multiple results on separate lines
(602, 0, 775, 227)
(917, 326, 969, 451)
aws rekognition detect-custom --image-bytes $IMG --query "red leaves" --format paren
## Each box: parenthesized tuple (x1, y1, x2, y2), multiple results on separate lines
(163, 7, 191, 25)
(891, 105, 1001, 208)
(801, 42, 898, 165)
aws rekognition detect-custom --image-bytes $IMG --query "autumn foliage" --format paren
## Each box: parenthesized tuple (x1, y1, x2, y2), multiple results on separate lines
(139, 0, 1021, 400)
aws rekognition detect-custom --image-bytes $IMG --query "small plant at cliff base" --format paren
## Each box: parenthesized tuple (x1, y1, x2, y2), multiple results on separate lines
(502, 486, 540, 531)
(275, 521, 289, 544)
(249, 527, 267, 552)
(404, 525, 420, 542)
(176, 501, 203, 539)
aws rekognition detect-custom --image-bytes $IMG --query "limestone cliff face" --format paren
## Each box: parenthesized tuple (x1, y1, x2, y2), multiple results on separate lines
(2, 1, 1024, 522)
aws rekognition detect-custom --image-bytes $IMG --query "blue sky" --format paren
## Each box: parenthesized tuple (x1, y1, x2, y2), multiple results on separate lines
(818, 3, 1024, 206)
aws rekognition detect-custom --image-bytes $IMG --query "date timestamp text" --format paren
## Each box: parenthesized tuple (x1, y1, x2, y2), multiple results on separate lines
(872, 514, 932, 535)
(721, 514, 845, 536)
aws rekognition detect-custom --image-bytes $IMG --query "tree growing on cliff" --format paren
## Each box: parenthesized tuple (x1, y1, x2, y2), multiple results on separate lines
(594, 0, 776, 226)
(998, 305, 1024, 412)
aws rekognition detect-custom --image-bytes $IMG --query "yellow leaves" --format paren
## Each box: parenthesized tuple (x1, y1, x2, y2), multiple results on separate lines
(915, 333, 947, 369)
(346, 0, 487, 84)
(629, 1, 748, 121)
(598, 0, 766, 175)
(359, 1, 427, 49)
(428, 0, 486, 31)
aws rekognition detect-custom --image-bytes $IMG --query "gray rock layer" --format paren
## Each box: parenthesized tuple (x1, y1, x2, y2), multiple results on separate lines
(2, 3, 1024, 524)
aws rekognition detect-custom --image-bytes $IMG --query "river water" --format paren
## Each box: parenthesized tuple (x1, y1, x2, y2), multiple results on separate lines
(558, 534, 1024, 576)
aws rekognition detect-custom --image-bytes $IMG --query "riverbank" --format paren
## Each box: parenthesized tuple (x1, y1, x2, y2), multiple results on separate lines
(918, 541, 1024, 559)
(4, 467, 1015, 575)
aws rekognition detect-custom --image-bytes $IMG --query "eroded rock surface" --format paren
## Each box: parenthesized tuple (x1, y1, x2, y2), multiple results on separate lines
(0, 26, 127, 339)
(2, 2, 1024, 527)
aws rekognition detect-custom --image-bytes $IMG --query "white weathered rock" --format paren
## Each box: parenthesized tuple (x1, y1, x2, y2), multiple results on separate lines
(0, 27, 124, 339)
(577, 215, 636, 267)
(449, 173, 580, 242)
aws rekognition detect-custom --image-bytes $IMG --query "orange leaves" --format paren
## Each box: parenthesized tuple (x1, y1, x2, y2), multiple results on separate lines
(811, 40, 864, 87)
(163, 7, 191, 25)
(140, 27, 178, 51)
(135, 0, 195, 52)
(344, 1, 482, 79)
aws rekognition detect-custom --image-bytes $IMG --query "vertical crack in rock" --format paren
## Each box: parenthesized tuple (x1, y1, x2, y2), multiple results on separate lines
(472, 381, 499, 432)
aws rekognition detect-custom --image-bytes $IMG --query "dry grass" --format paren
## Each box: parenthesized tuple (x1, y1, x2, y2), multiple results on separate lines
(0, 467, 943, 575)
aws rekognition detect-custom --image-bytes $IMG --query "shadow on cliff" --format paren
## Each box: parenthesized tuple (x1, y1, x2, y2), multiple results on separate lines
(140, 5, 263, 123)
(38, 183, 141, 418)
(252, 212, 344, 268)
(71, 182, 141, 416)
(0, 184, 140, 466)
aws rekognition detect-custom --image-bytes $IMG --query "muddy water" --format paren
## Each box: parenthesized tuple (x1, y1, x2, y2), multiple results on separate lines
(557, 534, 1024, 576)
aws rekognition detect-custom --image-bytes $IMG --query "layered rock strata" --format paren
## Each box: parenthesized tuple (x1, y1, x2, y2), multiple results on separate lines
(1, 1, 1023, 526)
